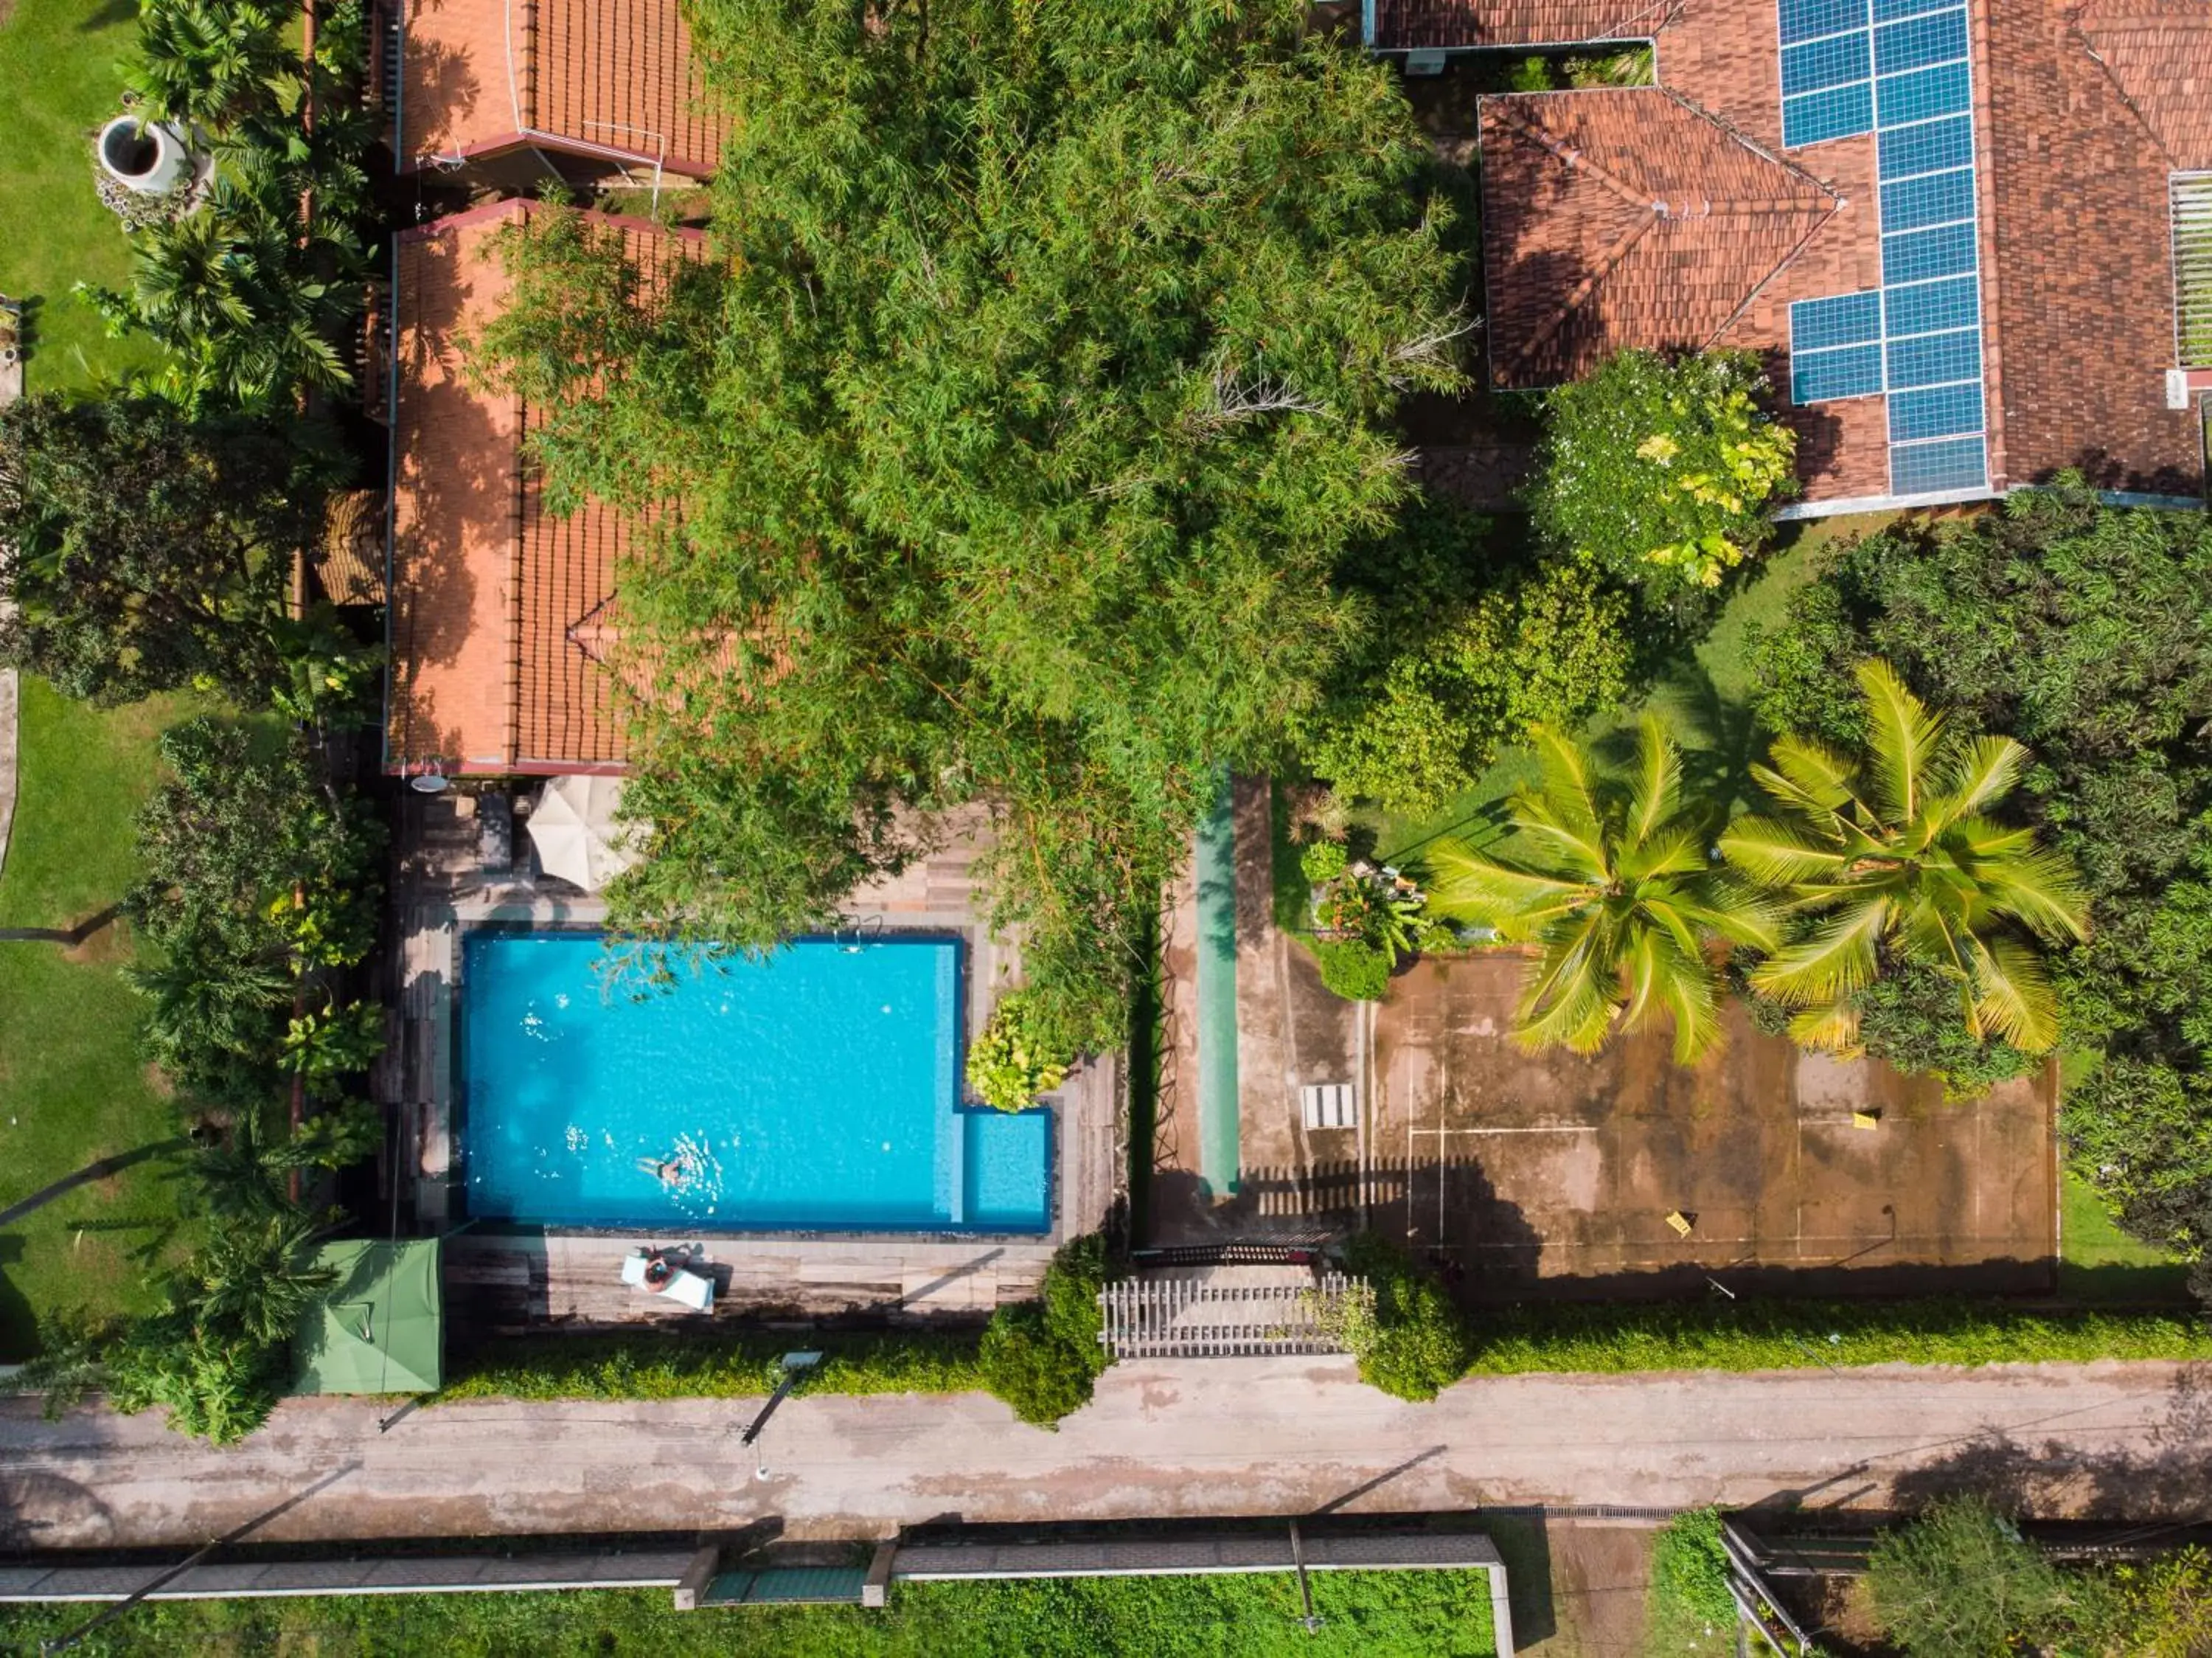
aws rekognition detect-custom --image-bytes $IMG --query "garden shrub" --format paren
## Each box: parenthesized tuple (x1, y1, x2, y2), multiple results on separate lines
(1528, 347, 1797, 599)
(965, 991, 1072, 1112)
(1299, 839, 1349, 885)
(1299, 503, 1633, 816)
(1865, 1495, 2091, 1656)
(1317, 939, 1392, 1002)
(1644, 1508, 1740, 1657)
(1340, 1235, 1472, 1401)
(977, 1234, 1113, 1427)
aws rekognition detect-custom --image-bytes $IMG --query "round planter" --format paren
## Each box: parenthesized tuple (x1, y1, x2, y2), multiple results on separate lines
(97, 115, 191, 196)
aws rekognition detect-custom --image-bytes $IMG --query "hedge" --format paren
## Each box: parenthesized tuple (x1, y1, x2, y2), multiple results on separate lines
(435, 1295, 2212, 1410)
(1461, 1297, 2212, 1376)
(437, 1328, 985, 1404)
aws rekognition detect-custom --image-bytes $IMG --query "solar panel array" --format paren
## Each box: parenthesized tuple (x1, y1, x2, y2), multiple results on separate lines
(1780, 0, 1989, 498)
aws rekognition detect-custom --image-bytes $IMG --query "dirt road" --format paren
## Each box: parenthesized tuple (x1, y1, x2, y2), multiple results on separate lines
(2, 1356, 2205, 1550)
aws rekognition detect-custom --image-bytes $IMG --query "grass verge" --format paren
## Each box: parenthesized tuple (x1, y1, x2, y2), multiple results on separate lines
(1463, 1297, 2212, 1377)
(0, 0, 156, 392)
(0, 1572, 1498, 1657)
(2059, 1167, 2191, 1303)
(0, 681, 206, 1360)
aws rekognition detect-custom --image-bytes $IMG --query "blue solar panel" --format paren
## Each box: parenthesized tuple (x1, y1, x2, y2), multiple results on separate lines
(1888, 383, 1983, 441)
(1882, 274, 1978, 337)
(1883, 221, 1978, 283)
(1784, 82, 1876, 146)
(1784, 32, 1873, 94)
(1791, 291, 1884, 351)
(1793, 344, 1885, 402)
(1874, 7, 1967, 74)
(1781, 0, 1868, 43)
(1881, 167, 1975, 232)
(1891, 436, 1988, 494)
(1878, 114, 1973, 178)
(1872, 0, 1951, 20)
(1886, 327, 1980, 389)
(1877, 62, 1971, 125)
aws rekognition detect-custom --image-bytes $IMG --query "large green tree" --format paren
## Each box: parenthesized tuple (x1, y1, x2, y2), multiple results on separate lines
(476, 0, 1469, 1048)
(1430, 720, 1779, 1064)
(0, 396, 324, 704)
(1722, 659, 2089, 1055)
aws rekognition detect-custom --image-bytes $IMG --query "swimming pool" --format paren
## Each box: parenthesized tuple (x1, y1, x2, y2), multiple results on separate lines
(459, 932, 1052, 1232)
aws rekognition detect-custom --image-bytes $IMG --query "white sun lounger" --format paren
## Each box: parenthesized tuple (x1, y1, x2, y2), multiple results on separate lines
(661, 1266, 714, 1312)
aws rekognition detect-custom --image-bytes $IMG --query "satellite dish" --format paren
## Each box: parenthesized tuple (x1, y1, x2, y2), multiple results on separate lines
(408, 773, 451, 794)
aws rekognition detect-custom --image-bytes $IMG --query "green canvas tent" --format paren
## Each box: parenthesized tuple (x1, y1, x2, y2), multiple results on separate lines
(292, 1239, 444, 1395)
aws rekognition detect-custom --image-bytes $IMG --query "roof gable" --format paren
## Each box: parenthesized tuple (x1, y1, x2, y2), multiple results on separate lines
(386, 202, 706, 777)
(1478, 89, 1843, 388)
(398, 0, 723, 173)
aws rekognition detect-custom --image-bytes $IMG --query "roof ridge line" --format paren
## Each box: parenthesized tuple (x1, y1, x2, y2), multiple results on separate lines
(1489, 103, 1663, 214)
(1506, 213, 1660, 373)
(1652, 86, 1847, 209)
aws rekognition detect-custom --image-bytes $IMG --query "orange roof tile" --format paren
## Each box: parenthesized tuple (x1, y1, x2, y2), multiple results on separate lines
(2071, 0, 2212, 170)
(1371, 0, 1675, 49)
(397, 0, 723, 174)
(385, 201, 705, 777)
(1477, 89, 1843, 388)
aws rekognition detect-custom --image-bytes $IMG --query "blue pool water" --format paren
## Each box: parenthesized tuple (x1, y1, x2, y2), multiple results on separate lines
(459, 932, 1051, 1232)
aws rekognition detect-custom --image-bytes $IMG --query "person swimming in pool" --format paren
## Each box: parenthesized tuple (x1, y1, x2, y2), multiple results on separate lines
(639, 1150, 700, 1192)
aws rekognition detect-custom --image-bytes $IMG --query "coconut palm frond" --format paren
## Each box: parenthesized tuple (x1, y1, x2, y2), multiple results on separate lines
(1624, 715, 1681, 847)
(1854, 657, 1944, 827)
(1787, 999, 1863, 1055)
(1718, 815, 1851, 887)
(1966, 844, 2091, 945)
(1426, 845, 1590, 935)
(1930, 733, 2028, 829)
(1965, 932, 2063, 1052)
(1756, 734, 1858, 819)
(1750, 898, 1891, 1007)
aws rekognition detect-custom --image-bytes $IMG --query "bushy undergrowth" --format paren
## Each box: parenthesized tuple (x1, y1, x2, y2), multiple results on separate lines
(978, 1234, 1113, 1427)
(1340, 1235, 1474, 1401)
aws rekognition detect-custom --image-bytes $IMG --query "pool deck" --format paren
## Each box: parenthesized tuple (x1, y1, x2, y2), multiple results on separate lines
(376, 791, 1121, 1327)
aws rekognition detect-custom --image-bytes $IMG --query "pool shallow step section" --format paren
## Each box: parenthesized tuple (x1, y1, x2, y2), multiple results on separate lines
(1193, 770, 1242, 1200)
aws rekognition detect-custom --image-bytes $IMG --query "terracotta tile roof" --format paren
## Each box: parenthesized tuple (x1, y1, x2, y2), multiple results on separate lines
(1461, 0, 2205, 504)
(1984, 0, 2205, 493)
(385, 202, 705, 777)
(1478, 89, 1843, 389)
(2070, 0, 2212, 169)
(397, 0, 722, 174)
(1370, 0, 1675, 49)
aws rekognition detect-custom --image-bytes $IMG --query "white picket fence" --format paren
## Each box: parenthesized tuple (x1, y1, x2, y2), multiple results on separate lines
(1097, 1272, 1370, 1359)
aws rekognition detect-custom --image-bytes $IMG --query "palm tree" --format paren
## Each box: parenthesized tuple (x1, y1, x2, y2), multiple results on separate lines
(131, 0, 293, 133)
(1719, 659, 2089, 1054)
(1429, 719, 1781, 1064)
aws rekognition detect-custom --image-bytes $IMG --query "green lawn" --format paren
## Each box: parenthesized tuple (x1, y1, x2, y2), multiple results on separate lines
(0, 1571, 1499, 1656)
(0, 0, 156, 392)
(0, 680, 206, 1359)
(2058, 1167, 2190, 1304)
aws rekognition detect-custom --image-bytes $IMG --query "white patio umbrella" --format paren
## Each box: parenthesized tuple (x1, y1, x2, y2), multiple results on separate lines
(526, 775, 641, 891)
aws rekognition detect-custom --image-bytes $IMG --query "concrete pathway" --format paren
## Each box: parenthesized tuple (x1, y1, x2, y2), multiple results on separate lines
(2, 1358, 2207, 1549)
